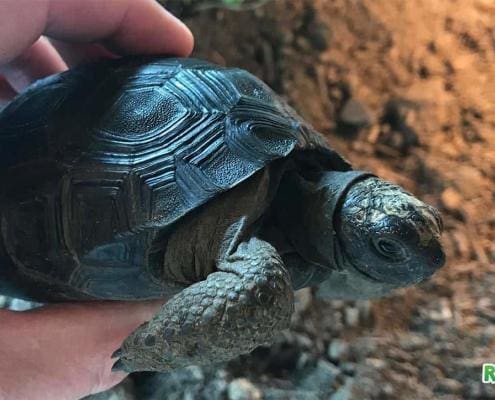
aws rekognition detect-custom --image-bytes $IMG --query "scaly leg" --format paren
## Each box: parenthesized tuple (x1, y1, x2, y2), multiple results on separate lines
(112, 238, 294, 372)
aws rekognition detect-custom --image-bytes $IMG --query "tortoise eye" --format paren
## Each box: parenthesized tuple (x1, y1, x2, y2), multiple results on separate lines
(373, 238, 407, 262)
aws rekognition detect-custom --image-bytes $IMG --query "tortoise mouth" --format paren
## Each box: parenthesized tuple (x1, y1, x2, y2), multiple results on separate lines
(336, 234, 444, 287)
(332, 231, 382, 283)
(345, 254, 383, 283)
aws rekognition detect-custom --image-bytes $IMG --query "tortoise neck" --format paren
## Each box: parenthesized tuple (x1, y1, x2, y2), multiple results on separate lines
(273, 169, 374, 271)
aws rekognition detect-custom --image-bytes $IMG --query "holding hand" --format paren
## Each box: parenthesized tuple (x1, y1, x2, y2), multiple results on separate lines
(0, 1, 193, 399)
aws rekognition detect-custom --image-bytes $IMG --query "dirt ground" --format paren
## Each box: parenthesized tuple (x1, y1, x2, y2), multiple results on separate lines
(82, 1, 495, 399)
(182, 1, 495, 399)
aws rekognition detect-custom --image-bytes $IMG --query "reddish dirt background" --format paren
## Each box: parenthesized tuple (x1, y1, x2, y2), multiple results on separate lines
(184, 1, 495, 398)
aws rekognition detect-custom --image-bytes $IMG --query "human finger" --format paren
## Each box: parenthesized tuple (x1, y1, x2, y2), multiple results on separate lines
(0, 0, 193, 65)
(1, 36, 67, 93)
(45, 0, 194, 56)
(49, 39, 117, 68)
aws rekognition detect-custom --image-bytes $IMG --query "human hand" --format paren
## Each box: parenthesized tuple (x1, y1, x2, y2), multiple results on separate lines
(0, 1, 192, 399)
(0, 0, 194, 103)
(0, 301, 165, 399)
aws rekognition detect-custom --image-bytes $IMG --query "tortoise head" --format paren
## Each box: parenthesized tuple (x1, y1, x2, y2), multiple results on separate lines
(333, 177, 445, 287)
(276, 170, 445, 298)
(293, 171, 446, 299)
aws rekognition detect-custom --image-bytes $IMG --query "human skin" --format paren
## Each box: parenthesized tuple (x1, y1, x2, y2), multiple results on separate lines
(0, 302, 165, 399)
(0, 0, 193, 399)
(0, 0, 194, 99)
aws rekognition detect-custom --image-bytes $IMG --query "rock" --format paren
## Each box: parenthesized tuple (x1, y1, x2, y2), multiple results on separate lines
(363, 358, 387, 370)
(386, 347, 414, 363)
(382, 383, 395, 396)
(477, 307, 495, 323)
(0, 295, 42, 311)
(434, 378, 463, 394)
(340, 362, 356, 376)
(293, 333, 314, 350)
(298, 359, 340, 395)
(83, 378, 136, 400)
(455, 165, 485, 198)
(203, 371, 229, 400)
(337, 99, 372, 136)
(356, 300, 372, 323)
(451, 230, 473, 259)
(465, 382, 483, 398)
(299, 4, 331, 51)
(296, 352, 315, 371)
(344, 307, 360, 327)
(133, 367, 205, 400)
(330, 377, 354, 400)
(428, 297, 453, 321)
(350, 337, 380, 359)
(480, 325, 495, 342)
(460, 107, 484, 142)
(377, 98, 420, 154)
(327, 339, 350, 362)
(8, 298, 42, 311)
(294, 288, 313, 315)
(398, 333, 430, 351)
(329, 300, 346, 310)
(263, 388, 320, 400)
(305, 22, 331, 51)
(227, 378, 262, 400)
(441, 188, 463, 214)
(466, 380, 495, 398)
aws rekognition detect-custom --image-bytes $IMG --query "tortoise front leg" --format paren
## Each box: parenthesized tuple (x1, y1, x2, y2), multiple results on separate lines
(111, 238, 294, 373)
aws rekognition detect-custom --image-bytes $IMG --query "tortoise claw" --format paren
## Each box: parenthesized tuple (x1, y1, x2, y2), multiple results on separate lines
(111, 348, 123, 358)
(111, 359, 126, 372)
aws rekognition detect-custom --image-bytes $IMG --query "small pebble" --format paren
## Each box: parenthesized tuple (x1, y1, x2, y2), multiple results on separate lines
(364, 357, 387, 369)
(398, 333, 430, 351)
(435, 378, 464, 394)
(330, 377, 354, 400)
(298, 359, 340, 392)
(441, 188, 463, 212)
(328, 339, 350, 361)
(344, 307, 360, 327)
(340, 362, 356, 375)
(337, 98, 372, 136)
(228, 378, 262, 400)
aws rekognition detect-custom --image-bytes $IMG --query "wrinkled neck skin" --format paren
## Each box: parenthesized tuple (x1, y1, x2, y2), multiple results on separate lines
(274, 169, 399, 299)
(275, 169, 369, 268)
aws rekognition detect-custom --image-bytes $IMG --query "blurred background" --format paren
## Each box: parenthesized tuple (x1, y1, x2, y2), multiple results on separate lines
(4, 0, 495, 399)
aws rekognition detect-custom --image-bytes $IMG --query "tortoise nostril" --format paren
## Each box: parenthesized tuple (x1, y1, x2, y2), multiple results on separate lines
(429, 243, 446, 270)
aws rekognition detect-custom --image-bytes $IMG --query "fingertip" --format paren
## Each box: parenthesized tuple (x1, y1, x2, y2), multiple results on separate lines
(45, 0, 194, 58)
(167, 14, 195, 57)
(106, 1, 195, 57)
(140, 0, 195, 57)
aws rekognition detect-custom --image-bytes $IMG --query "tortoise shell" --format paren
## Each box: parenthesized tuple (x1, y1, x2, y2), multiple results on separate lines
(0, 57, 350, 300)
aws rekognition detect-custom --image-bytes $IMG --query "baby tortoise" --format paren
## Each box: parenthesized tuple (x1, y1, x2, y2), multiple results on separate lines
(0, 57, 445, 372)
